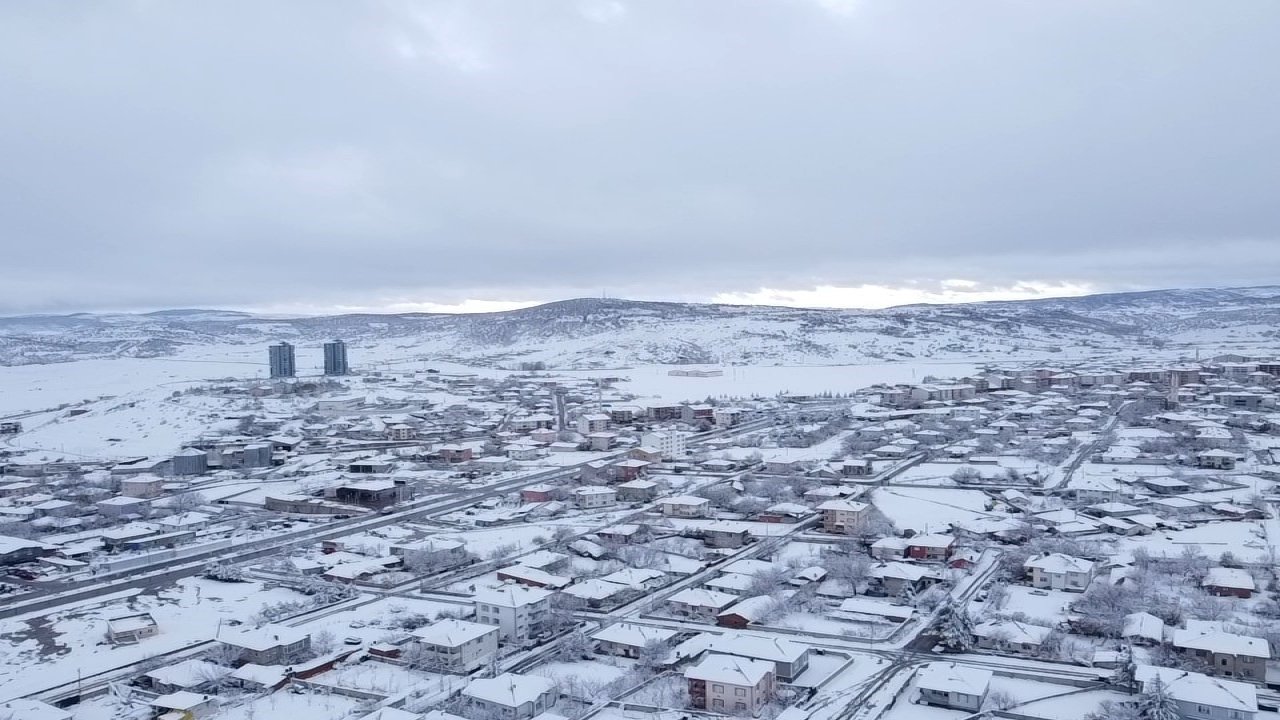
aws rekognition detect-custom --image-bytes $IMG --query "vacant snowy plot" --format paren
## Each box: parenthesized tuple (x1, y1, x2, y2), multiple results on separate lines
(1119, 520, 1273, 563)
(0, 576, 307, 702)
(871, 488, 1001, 533)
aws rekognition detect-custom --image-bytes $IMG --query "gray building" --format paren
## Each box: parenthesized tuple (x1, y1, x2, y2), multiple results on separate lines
(268, 342, 296, 378)
(323, 339, 349, 376)
(172, 448, 209, 476)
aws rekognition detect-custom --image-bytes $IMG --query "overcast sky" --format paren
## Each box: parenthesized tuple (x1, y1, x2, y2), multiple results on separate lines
(2, 1, 1278, 315)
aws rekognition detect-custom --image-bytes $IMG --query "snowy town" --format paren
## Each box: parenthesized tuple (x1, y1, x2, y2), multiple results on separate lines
(1, 345, 1279, 720)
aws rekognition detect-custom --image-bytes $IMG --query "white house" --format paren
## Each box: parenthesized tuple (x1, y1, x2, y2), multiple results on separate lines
(641, 431, 688, 460)
(462, 672, 558, 720)
(684, 654, 776, 716)
(916, 662, 992, 713)
(1135, 664, 1257, 720)
(591, 623, 678, 658)
(816, 499, 869, 535)
(472, 586, 553, 642)
(573, 485, 617, 509)
(660, 496, 710, 518)
(1023, 553, 1094, 592)
(411, 619, 499, 673)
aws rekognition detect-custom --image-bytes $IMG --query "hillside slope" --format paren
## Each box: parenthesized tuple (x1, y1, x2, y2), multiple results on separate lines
(1, 287, 1277, 368)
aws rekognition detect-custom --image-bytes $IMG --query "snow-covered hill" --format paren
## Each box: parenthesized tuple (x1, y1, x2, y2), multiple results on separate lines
(2, 287, 1279, 368)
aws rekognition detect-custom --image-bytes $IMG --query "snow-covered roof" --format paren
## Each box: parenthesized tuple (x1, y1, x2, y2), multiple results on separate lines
(1023, 553, 1093, 574)
(463, 672, 556, 707)
(473, 585, 553, 608)
(668, 588, 738, 609)
(1135, 665, 1257, 713)
(1172, 624, 1270, 658)
(1202, 567, 1255, 591)
(916, 662, 992, 696)
(708, 632, 809, 663)
(413, 619, 497, 647)
(1122, 612, 1165, 642)
(221, 624, 309, 652)
(591, 622, 678, 648)
(684, 653, 774, 685)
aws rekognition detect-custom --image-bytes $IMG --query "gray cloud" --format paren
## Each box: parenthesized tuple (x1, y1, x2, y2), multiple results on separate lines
(2, 0, 1278, 313)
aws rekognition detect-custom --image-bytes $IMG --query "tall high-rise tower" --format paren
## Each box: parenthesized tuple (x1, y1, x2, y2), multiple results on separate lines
(268, 342, 296, 378)
(323, 339, 349, 376)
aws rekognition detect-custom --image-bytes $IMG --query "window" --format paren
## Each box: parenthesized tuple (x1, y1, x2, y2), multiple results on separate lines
(1197, 706, 1209, 714)
(712, 700, 723, 708)
(736, 703, 747, 711)
(735, 688, 746, 697)
(713, 685, 724, 693)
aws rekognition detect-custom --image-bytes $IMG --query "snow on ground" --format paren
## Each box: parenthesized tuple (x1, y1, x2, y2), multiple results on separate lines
(870, 487, 1003, 534)
(1118, 520, 1273, 563)
(984, 586, 1075, 625)
(531, 659, 630, 688)
(0, 576, 306, 702)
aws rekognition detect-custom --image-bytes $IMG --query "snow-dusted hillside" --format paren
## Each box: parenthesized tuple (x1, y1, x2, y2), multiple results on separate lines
(2, 287, 1279, 369)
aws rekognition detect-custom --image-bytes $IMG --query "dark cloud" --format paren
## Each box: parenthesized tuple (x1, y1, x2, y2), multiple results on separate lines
(2, 0, 1278, 313)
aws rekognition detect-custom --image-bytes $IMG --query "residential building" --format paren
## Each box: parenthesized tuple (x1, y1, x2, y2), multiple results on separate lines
(411, 619, 499, 674)
(591, 623, 678, 659)
(817, 499, 869, 535)
(641, 431, 688, 460)
(1134, 664, 1257, 720)
(472, 586, 553, 642)
(660, 495, 710, 518)
(269, 342, 296, 379)
(905, 534, 957, 562)
(1202, 568, 1256, 599)
(1171, 623, 1270, 681)
(462, 673, 558, 720)
(707, 632, 810, 681)
(685, 654, 776, 716)
(573, 485, 617, 509)
(1023, 553, 1095, 592)
(219, 625, 311, 666)
(916, 662, 992, 713)
(323, 339, 349, 376)
(105, 613, 159, 644)
(667, 588, 738, 622)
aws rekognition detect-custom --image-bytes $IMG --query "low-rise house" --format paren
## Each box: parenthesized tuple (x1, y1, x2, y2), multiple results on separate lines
(616, 479, 659, 503)
(905, 534, 956, 562)
(96, 495, 151, 518)
(660, 496, 710, 518)
(573, 485, 617, 509)
(1134, 664, 1257, 720)
(120, 476, 166, 498)
(707, 632, 810, 681)
(1122, 612, 1166, 645)
(562, 579, 630, 608)
(495, 565, 571, 590)
(717, 596, 774, 629)
(596, 523, 649, 544)
(1202, 567, 1256, 599)
(219, 625, 311, 666)
(391, 538, 470, 571)
(473, 585, 553, 642)
(411, 619, 499, 674)
(106, 613, 159, 644)
(1023, 553, 1094, 592)
(0, 535, 56, 565)
(0, 699, 71, 720)
(972, 620, 1052, 655)
(600, 567, 666, 590)
(868, 562, 941, 597)
(702, 523, 751, 549)
(142, 659, 225, 695)
(1197, 449, 1238, 470)
(685, 654, 775, 716)
(591, 623, 678, 658)
(668, 588, 738, 622)
(520, 484, 556, 503)
(916, 662, 992, 713)
(870, 536, 909, 561)
(1171, 622, 1270, 681)
(149, 692, 217, 719)
(462, 672, 558, 720)
(817, 499, 869, 535)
